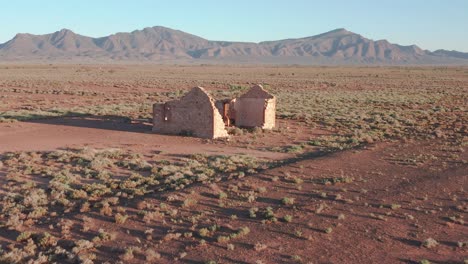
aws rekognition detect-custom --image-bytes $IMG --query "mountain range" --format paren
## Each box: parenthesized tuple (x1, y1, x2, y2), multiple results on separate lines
(1, 26, 467, 65)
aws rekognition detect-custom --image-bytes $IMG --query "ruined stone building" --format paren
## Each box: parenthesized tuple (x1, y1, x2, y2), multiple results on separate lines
(153, 84, 276, 139)
(232, 84, 276, 129)
(152, 87, 228, 139)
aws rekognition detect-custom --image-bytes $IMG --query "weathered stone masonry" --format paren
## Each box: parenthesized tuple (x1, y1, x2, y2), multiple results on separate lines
(152, 84, 276, 139)
(152, 87, 228, 139)
(233, 84, 276, 129)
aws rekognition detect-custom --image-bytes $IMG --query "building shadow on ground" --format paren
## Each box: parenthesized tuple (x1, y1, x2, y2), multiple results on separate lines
(24, 114, 153, 133)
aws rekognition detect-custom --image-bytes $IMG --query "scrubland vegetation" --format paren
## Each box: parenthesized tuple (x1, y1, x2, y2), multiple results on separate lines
(2, 66, 465, 153)
(0, 148, 262, 263)
(0, 65, 466, 263)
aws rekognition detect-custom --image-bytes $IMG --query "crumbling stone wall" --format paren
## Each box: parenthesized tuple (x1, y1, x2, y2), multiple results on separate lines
(152, 84, 276, 139)
(234, 85, 276, 129)
(262, 97, 276, 129)
(215, 98, 237, 126)
(152, 87, 228, 139)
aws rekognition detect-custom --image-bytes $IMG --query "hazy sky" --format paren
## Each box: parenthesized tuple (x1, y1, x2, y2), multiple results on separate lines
(1, 0, 467, 51)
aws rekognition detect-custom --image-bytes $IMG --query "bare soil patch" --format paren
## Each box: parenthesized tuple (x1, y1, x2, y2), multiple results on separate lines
(0, 65, 466, 263)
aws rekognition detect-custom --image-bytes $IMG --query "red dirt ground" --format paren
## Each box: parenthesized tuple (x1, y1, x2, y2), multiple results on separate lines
(0, 65, 466, 264)
(0, 118, 309, 160)
(2, 135, 465, 263)
(109, 140, 466, 263)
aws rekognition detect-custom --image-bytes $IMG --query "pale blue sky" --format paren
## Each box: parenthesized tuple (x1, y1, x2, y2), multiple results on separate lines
(1, 0, 467, 51)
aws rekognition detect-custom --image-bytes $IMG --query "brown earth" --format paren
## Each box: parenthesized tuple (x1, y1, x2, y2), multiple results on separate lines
(157, 140, 467, 264)
(1, 139, 465, 263)
(0, 65, 466, 264)
(0, 116, 318, 160)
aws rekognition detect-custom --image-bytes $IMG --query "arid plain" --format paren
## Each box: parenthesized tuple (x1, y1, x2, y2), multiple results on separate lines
(0, 65, 467, 263)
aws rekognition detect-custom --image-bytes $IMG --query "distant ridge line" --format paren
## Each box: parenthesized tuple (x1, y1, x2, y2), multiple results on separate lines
(0, 26, 467, 65)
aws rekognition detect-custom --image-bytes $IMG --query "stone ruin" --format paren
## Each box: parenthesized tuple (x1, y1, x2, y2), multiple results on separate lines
(152, 84, 276, 139)
(152, 86, 228, 139)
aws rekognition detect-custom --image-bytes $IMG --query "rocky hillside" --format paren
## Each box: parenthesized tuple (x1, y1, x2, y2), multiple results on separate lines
(1, 26, 467, 64)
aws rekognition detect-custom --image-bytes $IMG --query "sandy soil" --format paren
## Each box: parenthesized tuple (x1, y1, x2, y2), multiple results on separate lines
(0, 116, 326, 162)
(0, 65, 466, 264)
(174, 140, 467, 263)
